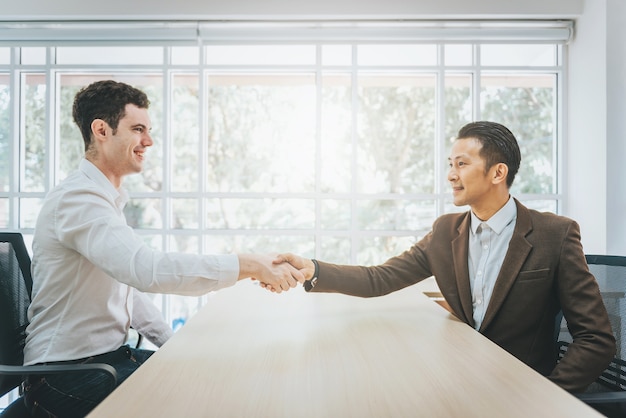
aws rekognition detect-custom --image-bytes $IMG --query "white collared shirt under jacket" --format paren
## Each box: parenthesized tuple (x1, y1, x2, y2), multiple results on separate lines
(468, 196, 517, 330)
(25, 159, 239, 365)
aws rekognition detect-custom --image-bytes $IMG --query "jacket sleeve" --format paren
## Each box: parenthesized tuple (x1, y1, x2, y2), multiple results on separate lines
(548, 220, 616, 392)
(308, 234, 435, 297)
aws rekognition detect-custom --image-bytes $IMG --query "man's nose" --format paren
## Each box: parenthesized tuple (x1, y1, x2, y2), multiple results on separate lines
(447, 166, 457, 181)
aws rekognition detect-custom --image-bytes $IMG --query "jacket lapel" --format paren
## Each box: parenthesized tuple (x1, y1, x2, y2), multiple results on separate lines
(479, 199, 533, 332)
(451, 213, 475, 327)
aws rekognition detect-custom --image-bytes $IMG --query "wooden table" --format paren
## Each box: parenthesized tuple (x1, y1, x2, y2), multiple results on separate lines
(88, 278, 602, 417)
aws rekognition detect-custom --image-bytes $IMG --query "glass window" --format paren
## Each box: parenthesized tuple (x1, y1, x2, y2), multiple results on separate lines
(0, 48, 10, 64)
(21, 47, 46, 65)
(480, 73, 556, 194)
(0, 74, 9, 192)
(205, 73, 316, 193)
(358, 44, 437, 66)
(357, 73, 436, 194)
(56, 47, 164, 65)
(445, 45, 472, 66)
(0, 29, 564, 328)
(171, 74, 199, 192)
(322, 45, 352, 66)
(480, 44, 557, 67)
(171, 47, 200, 65)
(205, 45, 316, 65)
(22, 73, 46, 192)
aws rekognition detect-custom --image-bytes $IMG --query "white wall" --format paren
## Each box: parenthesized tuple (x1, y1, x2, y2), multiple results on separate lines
(606, 0, 626, 256)
(567, 1, 608, 253)
(2, 0, 622, 254)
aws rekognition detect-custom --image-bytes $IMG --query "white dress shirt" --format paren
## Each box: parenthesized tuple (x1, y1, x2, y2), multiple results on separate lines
(25, 159, 239, 365)
(468, 197, 517, 330)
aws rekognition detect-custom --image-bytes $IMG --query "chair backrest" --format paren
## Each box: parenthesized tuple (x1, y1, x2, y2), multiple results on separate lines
(0, 232, 33, 397)
(557, 254, 626, 393)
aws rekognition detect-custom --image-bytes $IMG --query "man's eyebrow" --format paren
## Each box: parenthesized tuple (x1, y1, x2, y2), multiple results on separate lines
(448, 154, 468, 161)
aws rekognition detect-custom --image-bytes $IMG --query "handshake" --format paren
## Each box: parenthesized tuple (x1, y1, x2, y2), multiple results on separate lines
(243, 253, 314, 293)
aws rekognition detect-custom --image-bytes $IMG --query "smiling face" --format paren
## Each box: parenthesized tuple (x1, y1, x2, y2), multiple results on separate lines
(447, 137, 509, 219)
(91, 104, 153, 188)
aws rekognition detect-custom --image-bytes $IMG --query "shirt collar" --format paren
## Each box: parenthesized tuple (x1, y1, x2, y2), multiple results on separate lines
(470, 196, 517, 235)
(79, 159, 129, 208)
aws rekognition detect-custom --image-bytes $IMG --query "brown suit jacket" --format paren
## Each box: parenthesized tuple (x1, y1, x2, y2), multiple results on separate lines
(309, 199, 615, 392)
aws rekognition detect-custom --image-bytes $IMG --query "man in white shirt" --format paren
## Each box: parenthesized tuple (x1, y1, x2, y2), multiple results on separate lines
(22, 80, 304, 417)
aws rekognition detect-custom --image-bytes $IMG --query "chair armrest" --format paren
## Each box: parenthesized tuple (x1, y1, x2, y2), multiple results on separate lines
(0, 363, 117, 392)
(576, 391, 626, 404)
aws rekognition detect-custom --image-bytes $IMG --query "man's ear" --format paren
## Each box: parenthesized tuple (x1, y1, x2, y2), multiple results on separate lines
(91, 119, 108, 141)
(491, 162, 509, 185)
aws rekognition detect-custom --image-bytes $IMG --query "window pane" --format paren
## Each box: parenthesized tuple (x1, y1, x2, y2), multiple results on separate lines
(357, 235, 420, 265)
(481, 73, 556, 194)
(171, 74, 199, 192)
(445, 44, 472, 66)
(205, 198, 314, 229)
(125, 198, 163, 229)
(0, 74, 9, 192)
(0, 48, 10, 64)
(322, 45, 352, 66)
(320, 199, 351, 230)
(320, 236, 350, 263)
(22, 73, 46, 192)
(21, 47, 46, 65)
(58, 75, 89, 180)
(358, 45, 437, 66)
(206, 74, 315, 193)
(444, 73, 473, 152)
(321, 73, 352, 193)
(205, 45, 315, 65)
(480, 44, 556, 67)
(171, 198, 199, 229)
(522, 199, 557, 213)
(204, 234, 314, 255)
(356, 199, 436, 231)
(56, 47, 164, 65)
(0, 198, 8, 228)
(20, 198, 43, 229)
(171, 47, 199, 65)
(357, 74, 436, 193)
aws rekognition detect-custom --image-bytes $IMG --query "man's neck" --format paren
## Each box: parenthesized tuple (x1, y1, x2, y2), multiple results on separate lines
(85, 155, 123, 189)
(471, 194, 511, 221)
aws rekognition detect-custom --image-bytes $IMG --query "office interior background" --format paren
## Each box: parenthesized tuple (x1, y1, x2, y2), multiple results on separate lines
(0, 0, 624, 347)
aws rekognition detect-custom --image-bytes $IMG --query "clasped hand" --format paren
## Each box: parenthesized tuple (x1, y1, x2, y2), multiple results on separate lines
(252, 253, 315, 293)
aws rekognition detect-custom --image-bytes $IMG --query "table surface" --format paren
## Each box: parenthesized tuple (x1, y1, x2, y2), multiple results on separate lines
(88, 278, 602, 417)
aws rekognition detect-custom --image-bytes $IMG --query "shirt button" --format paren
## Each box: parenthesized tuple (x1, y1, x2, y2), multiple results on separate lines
(476, 299, 482, 305)
(483, 245, 488, 250)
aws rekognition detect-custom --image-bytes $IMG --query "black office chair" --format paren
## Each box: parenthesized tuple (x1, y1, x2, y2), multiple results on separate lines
(0, 232, 118, 417)
(556, 254, 626, 418)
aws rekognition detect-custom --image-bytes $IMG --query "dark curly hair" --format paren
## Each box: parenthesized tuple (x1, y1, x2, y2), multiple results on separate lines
(457, 121, 521, 188)
(72, 80, 150, 152)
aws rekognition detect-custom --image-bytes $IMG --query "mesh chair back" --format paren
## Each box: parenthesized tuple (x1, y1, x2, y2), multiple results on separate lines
(0, 233, 33, 397)
(557, 255, 626, 393)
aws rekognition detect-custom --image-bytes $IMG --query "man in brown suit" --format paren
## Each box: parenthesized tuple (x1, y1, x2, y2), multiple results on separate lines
(277, 121, 615, 393)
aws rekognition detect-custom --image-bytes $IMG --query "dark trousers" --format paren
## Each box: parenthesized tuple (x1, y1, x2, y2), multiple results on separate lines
(22, 345, 154, 418)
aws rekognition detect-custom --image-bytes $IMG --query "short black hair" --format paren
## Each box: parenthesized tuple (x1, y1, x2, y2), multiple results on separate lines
(457, 121, 521, 188)
(72, 80, 150, 152)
